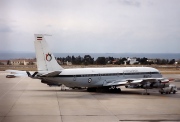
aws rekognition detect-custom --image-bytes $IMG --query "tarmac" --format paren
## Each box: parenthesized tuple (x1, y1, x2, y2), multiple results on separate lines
(0, 71, 180, 122)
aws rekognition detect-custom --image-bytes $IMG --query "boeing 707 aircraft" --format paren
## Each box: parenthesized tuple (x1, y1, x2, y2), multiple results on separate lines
(7, 34, 177, 95)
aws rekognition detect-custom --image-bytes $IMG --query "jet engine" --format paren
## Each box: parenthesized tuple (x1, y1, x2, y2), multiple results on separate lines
(125, 84, 141, 88)
(41, 79, 61, 87)
(125, 83, 169, 89)
(142, 82, 169, 88)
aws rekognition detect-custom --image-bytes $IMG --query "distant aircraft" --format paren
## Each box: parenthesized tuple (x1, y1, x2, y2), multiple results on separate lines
(6, 34, 177, 95)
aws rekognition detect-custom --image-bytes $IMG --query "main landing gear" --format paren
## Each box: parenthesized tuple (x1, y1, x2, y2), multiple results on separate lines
(87, 86, 121, 93)
(141, 88, 151, 95)
(142, 83, 150, 95)
(109, 86, 121, 93)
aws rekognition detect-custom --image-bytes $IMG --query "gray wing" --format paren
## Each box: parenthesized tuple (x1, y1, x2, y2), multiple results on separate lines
(103, 78, 170, 87)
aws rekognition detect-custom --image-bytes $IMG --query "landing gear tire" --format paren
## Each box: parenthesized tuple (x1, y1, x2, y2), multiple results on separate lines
(115, 88, 121, 93)
(110, 88, 121, 93)
(144, 93, 150, 95)
(87, 88, 96, 92)
(96, 87, 111, 93)
(173, 91, 176, 94)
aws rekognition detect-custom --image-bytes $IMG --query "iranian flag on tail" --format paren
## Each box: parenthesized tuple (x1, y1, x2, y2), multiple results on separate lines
(37, 37, 42, 40)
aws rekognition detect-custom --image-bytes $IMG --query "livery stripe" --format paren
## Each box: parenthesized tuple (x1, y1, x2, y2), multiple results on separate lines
(37, 37, 42, 40)
(41, 72, 160, 78)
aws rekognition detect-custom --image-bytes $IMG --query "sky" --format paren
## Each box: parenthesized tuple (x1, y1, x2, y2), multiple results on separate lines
(0, 0, 180, 53)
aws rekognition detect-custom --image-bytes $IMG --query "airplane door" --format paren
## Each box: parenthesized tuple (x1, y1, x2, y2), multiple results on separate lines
(123, 72, 126, 78)
(73, 75, 76, 81)
(149, 72, 152, 77)
(98, 73, 101, 80)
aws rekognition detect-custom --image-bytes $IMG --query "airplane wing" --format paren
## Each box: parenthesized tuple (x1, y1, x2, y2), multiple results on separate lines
(103, 77, 170, 87)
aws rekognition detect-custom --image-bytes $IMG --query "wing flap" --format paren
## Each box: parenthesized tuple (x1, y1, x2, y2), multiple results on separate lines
(131, 79, 143, 83)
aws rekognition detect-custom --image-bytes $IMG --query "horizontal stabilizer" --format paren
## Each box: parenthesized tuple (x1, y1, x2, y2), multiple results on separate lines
(41, 71, 61, 77)
(6, 70, 28, 77)
(26, 71, 38, 78)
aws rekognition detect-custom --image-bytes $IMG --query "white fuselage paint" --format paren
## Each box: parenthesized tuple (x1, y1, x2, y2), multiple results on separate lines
(41, 67, 162, 87)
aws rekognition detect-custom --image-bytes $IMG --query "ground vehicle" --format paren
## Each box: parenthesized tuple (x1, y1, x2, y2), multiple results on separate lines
(159, 84, 177, 94)
(6, 75, 16, 78)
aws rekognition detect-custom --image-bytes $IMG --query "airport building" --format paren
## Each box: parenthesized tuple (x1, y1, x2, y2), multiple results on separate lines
(0, 59, 36, 65)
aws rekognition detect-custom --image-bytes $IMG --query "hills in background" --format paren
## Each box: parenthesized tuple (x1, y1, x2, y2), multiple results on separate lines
(0, 52, 179, 60)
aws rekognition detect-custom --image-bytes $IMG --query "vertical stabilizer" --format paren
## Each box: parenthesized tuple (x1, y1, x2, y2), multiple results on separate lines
(34, 34, 64, 71)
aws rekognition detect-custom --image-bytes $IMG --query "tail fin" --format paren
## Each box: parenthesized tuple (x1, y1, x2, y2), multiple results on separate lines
(34, 34, 64, 71)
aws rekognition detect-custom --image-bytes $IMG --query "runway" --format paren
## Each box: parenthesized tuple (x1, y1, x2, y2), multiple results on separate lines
(0, 72, 180, 122)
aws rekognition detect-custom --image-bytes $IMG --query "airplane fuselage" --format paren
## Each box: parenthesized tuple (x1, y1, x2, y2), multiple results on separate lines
(41, 67, 162, 87)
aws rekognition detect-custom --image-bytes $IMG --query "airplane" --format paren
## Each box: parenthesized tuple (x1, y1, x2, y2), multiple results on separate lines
(6, 34, 177, 95)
